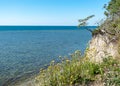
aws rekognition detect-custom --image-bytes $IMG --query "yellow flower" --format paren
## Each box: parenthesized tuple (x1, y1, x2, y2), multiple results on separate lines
(66, 59, 70, 62)
(70, 75, 73, 79)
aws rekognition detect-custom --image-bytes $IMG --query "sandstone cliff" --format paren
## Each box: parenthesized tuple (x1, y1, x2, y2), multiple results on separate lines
(86, 31, 120, 63)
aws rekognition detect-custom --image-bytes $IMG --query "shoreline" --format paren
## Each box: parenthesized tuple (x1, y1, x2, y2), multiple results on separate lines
(2, 70, 39, 86)
(3, 64, 50, 86)
(13, 76, 36, 86)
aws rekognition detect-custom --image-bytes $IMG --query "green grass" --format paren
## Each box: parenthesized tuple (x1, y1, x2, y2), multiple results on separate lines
(35, 50, 120, 86)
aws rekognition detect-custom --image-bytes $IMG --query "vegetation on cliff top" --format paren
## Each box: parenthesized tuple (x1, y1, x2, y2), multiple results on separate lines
(97, 0, 120, 39)
(78, 0, 120, 39)
(104, 0, 120, 17)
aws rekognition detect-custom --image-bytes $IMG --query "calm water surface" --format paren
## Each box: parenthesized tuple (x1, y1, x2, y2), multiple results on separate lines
(0, 26, 94, 85)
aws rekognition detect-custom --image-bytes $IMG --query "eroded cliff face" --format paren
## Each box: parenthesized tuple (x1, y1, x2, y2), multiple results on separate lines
(86, 33, 120, 63)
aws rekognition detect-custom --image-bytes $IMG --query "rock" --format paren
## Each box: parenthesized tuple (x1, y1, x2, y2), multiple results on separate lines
(86, 33, 120, 63)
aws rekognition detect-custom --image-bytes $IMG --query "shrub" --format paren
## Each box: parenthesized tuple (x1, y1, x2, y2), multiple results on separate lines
(35, 51, 120, 86)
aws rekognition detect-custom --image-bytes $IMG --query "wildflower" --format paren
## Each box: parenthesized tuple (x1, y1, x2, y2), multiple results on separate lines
(113, 63, 117, 67)
(70, 75, 73, 79)
(75, 50, 80, 54)
(66, 59, 70, 62)
(51, 60, 55, 63)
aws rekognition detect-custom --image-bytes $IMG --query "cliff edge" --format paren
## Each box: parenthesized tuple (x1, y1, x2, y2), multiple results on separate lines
(86, 29, 120, 63)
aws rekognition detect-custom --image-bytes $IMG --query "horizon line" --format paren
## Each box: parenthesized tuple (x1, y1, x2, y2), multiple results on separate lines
(0, 25, 97, 26)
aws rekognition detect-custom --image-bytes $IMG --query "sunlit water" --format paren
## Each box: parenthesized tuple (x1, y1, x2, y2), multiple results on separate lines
(0, 26, 95, 85)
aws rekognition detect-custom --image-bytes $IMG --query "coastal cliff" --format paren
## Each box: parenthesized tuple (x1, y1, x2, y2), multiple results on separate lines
(86, 31, 120, 63)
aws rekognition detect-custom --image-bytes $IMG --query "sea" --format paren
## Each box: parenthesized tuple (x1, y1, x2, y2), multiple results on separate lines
(0, 26, 96, 86)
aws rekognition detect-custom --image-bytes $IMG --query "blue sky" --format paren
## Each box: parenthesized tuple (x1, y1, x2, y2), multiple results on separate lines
(0, 0, 110, 26)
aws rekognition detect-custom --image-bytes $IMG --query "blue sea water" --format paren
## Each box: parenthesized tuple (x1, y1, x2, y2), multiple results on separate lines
(0, 26, 96, 85)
